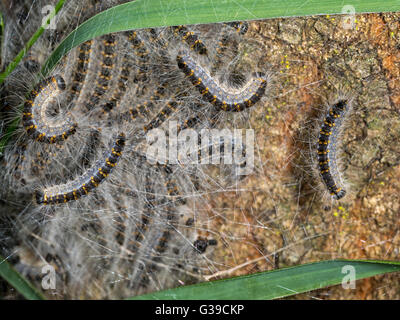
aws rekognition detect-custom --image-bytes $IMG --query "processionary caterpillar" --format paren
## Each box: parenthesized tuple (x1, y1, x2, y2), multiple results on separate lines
(177, 53, 267, 112)
(22, 75, 77, 143)
(35, 133, 125, 205)
(317, 100, 348, 200)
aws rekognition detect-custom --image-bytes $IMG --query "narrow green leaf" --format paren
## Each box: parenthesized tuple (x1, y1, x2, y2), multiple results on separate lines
(42, 0, 400, 75)
(130, 259, 400, 300)
(0, 254, 45, 300)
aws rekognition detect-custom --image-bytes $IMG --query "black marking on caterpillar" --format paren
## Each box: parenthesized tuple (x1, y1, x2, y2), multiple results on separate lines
(85, 34, 116, 111)
(177, 115, 202, 132)
(148, 28, 170, 52)
(172, 26, 208, 55)
(143, 99, 178, 133)
(68, 40, 93, 101)
(317, 100, 348, 200)
(193, 238, 218, 254)
(212, 33, 231, 74)
(100, 54, 132, 114)
(125, 31, 150, 83)
(133, 171, 160, 245)
(162, 167, 187, 205)
(124, 83, 169, 123)
(126, 102, 151, 122)
(125, 31, 149, 60)
(177, 53, 267, 112)
(22, 75, 77, 143)
(35, 133, 125, 205)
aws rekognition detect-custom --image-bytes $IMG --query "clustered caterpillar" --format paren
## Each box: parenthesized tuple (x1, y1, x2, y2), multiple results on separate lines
(68, 40, 92, 102)
(0, 0, 272, 298)
(22, 75, 78, 143)
(176, 53, 267, 112)
(85, 34, 117, 111)
(317, 100, 348, 200)
(35, 133, 125, 205)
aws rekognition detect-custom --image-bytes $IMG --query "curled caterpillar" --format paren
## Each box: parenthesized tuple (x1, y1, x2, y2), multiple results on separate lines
(317, 100, 348, 200)
(35, 132, 125, 205)
(176, 53, 267, 112)
(22, 75, 77, 143)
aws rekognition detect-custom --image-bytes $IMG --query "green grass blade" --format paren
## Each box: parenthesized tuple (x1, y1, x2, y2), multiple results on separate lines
(130, 259, 400, 300)
(0, 254, 45, 300)
(41, 0, 400, 75)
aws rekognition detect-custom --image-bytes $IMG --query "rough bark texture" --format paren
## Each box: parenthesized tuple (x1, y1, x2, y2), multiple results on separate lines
(207, 13, 400, 299)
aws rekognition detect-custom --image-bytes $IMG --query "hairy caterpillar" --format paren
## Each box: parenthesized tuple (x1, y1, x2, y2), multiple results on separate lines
(35, 132, 125, 205)
(68, 40, 92, 102)
(172, 25, 208, 55)
(22, 75, 77, 143)
(176, 53, 267, 112)
(317, 100, 348, 200)
(85, 34, 117, 111)
(100, 46, 132, 114)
